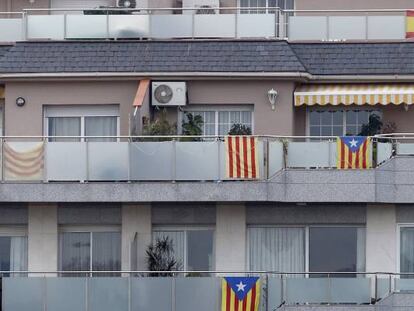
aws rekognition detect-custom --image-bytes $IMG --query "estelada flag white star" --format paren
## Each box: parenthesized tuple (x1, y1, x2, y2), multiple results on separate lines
(221, 277, 260, 311)
(337, 136, 371, 169)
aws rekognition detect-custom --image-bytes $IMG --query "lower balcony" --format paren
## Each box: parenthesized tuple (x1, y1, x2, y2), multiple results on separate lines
(3, 272, 414, 311)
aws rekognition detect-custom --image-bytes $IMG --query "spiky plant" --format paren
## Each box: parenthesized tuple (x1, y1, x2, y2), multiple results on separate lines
(146, 236, 180, 276)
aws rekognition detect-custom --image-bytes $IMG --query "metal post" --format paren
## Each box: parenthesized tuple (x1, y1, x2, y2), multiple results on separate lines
(63, 13, 67, 39)
(265, 138, 269, 180)
(1, 138, 4, 182)
(374, 273, 378, 302)
(191, 10, 195, 39)
(235, 9, 238, 38)
(172, 139, 176, 182)
(85, 139, 89, 182)
(22, 11, 28, 41)
(127, 137, 131, 182)
(327, 273, 331, 305)
(326, 15, 330, 40)
(365, 13, 369, 40)
(42, 137, 47, 183)
(217, 137, 221, 182)
(106, 10, 110, 40)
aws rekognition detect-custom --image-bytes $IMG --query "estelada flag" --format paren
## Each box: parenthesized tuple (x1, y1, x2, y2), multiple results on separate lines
(221, 277, 260, 311)
(225, 136, 259, 179)
(336, 136, 371, 169)
(407, 11, 414, 39)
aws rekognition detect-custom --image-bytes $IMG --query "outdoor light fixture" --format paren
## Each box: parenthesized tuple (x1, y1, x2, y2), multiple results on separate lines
(267, 88, 278, 111)
(404, 103, 410, 112)
(15, 97, 26, 107)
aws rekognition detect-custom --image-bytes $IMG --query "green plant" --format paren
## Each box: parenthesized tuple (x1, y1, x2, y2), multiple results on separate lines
(228, 123, 252, 135)
(142, 109, 176, 140)
(146, 236, 181, 277)
(358, 114, 383, 136)
(182, 113, 203, 137)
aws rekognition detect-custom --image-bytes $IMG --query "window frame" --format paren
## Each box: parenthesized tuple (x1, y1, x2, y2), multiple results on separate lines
(306, 107, 382, 137)
(58, 225, 121, 274)
(152, 225, 216, 271)
(43, 105, 120, 141)
(247, 224, 366, 275)
(181, 105, 254, 136)
(396, 224, 414, 274)
(238, 0, 295, 13)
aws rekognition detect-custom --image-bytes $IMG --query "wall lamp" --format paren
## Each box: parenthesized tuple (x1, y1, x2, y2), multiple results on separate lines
(267, 88, 278, 111)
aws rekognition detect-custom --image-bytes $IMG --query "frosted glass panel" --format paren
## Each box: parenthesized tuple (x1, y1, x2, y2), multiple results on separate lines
(87, 142, 129, 181)
(109, 15, 150, 38)
(0, 19, 23, 41)
(27, 15, 64, 39)
(151, 15, 192, 38)
(194, 15, 236, 37)
(175, 142, 219, 180)
(66, 15, 107, 38)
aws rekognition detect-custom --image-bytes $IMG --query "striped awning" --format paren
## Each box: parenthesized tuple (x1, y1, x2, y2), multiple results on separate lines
(294, 84, 414, 107)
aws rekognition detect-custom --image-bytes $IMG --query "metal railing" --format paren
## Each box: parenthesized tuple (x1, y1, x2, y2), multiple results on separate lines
(2, 271, 414, 310)
(0, 7, 411, 41)
(0, 134, 402, 183)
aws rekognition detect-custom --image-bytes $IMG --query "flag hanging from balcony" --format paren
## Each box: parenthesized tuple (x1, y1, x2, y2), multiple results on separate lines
(407, 10, 414, 38)
(337, 136, 371, 169)
(3, 142, 44, 181)
(221, 277, 260, 311)
(225, 136, 259, 179)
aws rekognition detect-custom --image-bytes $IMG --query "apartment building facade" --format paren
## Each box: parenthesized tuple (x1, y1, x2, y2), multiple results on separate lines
(0, 0, 413, 310)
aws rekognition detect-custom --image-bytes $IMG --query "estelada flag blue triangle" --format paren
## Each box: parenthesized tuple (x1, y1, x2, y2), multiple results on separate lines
(224, 277, 259, 300)
(337, 136, 371, 170)
(222, 277, 261, 311)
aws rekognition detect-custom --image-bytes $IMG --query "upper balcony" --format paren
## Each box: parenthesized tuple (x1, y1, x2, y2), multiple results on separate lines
(0, 7, 411, 42)
(0, 133, 412, 203)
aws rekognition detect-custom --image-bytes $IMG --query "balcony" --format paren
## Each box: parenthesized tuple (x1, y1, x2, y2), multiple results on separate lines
(0, 8, 410, 42)
(3, 272, 414, 310)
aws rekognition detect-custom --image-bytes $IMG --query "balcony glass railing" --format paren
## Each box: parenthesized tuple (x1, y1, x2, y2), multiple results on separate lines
(0, 135, 402, 182)
(0, 8, 410, 42)
(3, 271, 414, 309)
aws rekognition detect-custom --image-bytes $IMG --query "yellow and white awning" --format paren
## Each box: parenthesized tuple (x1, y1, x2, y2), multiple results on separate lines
(294, 84, 414, 107)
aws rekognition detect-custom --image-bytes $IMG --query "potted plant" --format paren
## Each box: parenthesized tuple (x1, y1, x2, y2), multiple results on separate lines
(146, 236, 181, 277)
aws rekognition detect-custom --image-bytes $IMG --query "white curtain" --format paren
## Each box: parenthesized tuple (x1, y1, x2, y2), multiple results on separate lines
(48, 117, 81, 142)
(153, 231, 185, 270)
(92, 232, 121, 275)
(249, 227, 305, 273)
(59, 232, 91, 273)
(356, 227, 366, 273)
(85, 116, 117, 142)
(10, 236, 27, 273)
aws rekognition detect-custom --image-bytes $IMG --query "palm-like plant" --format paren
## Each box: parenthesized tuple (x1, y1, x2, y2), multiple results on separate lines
(182, 113, 203, 136)
(146, 236, 180, 276)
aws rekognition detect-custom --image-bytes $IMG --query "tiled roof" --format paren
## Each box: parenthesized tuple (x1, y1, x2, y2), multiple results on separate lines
(2, 40, 414, 76)
(0, 40, 306, 73)
(291, 42, 414, 75)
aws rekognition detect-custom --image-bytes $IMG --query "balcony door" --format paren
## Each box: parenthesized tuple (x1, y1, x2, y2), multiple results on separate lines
(44, 105, 119, 142)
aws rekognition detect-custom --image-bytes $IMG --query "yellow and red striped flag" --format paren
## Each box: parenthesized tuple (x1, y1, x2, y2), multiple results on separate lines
(221, 277, 260, 311)
(225, 136, 258, 179)
(337, 136, 371, 169)
(407, 10, 414, 39)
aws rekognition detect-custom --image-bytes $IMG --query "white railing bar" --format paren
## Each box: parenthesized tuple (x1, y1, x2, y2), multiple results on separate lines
(22, 7, 280, 12)
(0, 270, 404, 275)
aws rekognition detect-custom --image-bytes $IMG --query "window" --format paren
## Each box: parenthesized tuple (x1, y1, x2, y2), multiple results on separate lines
(309, 227, 366, 277)
(59, 228, 121, 276)
(0, 233, 27, 275)
(248, 226, 365, 276)
(400, 227, 414, 276)
(183, 107, 253, 136)
(308, 109, 381, 137)
(249, 227, 305, 273)
(240, 0, 294, 13)
(44, 105, 119, 142)
(153, 228, 214, 271)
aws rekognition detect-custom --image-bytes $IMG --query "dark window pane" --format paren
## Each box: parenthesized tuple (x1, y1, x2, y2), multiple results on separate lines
(346, 111, 357, 125)
(321, 126, 332, 136)
(0, 237, 11, 272)
(321, 112, 331, 126)
(309, 111, 320, 126)
(332, 126, 343, 137)
(401, 228, 414, 275)
(92, 232, 121, 276)
(59, 232, 90, 275)
(187, 230, 214, 271)
(332, 111, 343, 126)
(48, 117, 81, 142)
(309, 227, 360, 277)
(309, 126, 320, 136)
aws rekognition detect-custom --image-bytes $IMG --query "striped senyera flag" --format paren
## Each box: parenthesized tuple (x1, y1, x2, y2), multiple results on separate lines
(336, 136, 371, 169)
(221, 277, 260, 311)
(407, 10, 414, 38)
(225, 136, 258, 179)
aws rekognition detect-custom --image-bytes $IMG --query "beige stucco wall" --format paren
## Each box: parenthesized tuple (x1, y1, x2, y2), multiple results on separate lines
(187, 80, 296, 135)
(382, 105, 414, 133)
(295, 0, 414, 10)
(4, 81, 139, 136)
(4, 79, 296, 136)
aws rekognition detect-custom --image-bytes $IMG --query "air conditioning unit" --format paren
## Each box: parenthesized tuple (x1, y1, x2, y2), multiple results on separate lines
(182, 0, 220, 14)
(151, 82, 187, 107)
(117, 0, 137, 8)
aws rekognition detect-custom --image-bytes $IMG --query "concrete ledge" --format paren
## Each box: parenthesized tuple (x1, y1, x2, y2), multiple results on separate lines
(0, 156, 413, 203)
